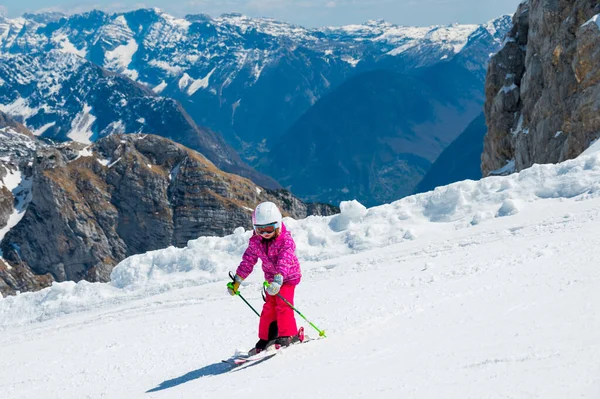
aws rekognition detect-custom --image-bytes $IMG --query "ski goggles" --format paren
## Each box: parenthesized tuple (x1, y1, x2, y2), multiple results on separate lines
(254, 222, 278, 235)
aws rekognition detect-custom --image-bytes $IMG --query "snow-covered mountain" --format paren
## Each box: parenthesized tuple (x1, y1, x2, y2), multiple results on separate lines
(1, 141, 599, 398)
(0, 9, 511, 158)
(0, 9, 513, 207)
(0, 50, 278, 188)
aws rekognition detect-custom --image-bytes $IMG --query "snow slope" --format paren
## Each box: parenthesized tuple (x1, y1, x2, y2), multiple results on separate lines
(1, 151, 600, 398)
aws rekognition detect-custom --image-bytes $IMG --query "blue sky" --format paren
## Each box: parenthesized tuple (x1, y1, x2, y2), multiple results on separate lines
(0, 0, 523, 27)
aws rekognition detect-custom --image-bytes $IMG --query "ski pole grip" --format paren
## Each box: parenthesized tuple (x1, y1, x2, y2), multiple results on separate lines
(227, 282, 239, 295)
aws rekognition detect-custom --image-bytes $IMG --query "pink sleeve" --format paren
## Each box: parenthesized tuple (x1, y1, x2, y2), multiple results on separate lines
(236, 240, 258, 279)
(276, 237, 297, 278)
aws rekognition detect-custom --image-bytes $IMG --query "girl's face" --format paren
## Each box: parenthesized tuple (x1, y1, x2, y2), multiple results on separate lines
(259, 231, 276, 240)
(254, 222, 278, 240)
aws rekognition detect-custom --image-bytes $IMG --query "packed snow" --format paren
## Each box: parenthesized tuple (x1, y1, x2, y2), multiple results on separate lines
(148, 61, 183, 77)
(186, 68, 216, 95)
(104, 38, 139, 80)
(0, 97, 38, 120)
(67, 104, 96, 144)
(52, 32, 86, 58)
(489, 159, 516, 176)
(33, 121, 56, 136)
(1, 151, 600, 398)
(583, 14, 600, 29)
(153, 80, 168, 93)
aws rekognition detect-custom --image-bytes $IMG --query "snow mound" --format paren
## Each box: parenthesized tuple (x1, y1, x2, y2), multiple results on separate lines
(1, 152, 600, 329)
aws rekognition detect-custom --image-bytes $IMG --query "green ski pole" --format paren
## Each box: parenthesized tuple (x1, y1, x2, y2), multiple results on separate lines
(228, 272, 261, 317)
(233, 287, 260, 318)
(264, 282, 327, 338)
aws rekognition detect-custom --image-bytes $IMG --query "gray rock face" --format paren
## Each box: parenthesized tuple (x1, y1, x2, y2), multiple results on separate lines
(0, 116, 54, 295)
(0, 257, 53, 296)
(0, 186, 11, 228)
(0, 134, 337, 296)
(0, 115, 39, 230)
(483, 0, 600, 176)
(0, 111, 35, 138)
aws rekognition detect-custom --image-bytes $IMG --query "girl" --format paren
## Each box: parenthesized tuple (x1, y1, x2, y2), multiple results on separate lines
(228, 201, 302, 353)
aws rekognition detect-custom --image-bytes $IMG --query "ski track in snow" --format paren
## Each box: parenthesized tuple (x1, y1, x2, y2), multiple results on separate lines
(1, 193, 599, 398)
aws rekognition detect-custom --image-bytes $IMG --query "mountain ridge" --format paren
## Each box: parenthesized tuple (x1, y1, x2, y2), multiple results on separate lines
(0, 10, 511, 159)
(262, 61, 484, 206)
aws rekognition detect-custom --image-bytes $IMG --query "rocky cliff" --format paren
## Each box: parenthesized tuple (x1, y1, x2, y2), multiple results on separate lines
(0, 133, 337, 296)
(0, 112, 34, 138)
(483, 0, 600, 175)
(0, 115, 54, 295)
(0, 113, 38, 230)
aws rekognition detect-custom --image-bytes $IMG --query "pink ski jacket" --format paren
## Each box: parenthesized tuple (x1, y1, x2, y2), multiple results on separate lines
(235, 223, 301, 285)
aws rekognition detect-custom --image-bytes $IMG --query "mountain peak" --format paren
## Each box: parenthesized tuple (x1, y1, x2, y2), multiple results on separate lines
(79, 9, 108, 18)
(483, 14, 513, 35)
(22, 11, 66, 24)
(364, 19, 389, 27)
(184, 13, 214, 23)
(220, 12, 244, 19)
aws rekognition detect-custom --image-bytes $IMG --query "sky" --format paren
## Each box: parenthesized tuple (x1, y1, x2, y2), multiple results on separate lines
(1, 138, 599, 398)
(0, 0, 524, 27)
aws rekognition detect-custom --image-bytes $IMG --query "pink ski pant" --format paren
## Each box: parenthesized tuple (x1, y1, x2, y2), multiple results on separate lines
(259, 284, 298, 339)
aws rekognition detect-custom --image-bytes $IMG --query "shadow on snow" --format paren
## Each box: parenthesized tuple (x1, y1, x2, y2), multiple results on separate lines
(146, 361, 232, 393)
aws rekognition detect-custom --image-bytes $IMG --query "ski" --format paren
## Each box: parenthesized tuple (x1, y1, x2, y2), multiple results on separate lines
(221, 327, 318, 368)
(222, 347, 279, 367)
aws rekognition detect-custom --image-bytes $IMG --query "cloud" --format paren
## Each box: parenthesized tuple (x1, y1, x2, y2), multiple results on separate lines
(326, 1, 337, 8)
(0, 5, 8, 16)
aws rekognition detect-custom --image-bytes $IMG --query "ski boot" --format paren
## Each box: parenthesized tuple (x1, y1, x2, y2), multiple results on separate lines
(248, 321, 279, 356)
(272, 327, 305, 349)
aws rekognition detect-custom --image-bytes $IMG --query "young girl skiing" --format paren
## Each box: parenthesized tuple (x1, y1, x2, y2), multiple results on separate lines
(227, 201, 302, 353)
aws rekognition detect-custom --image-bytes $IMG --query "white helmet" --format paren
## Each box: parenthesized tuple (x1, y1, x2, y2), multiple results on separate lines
(252, 201, 282, 228)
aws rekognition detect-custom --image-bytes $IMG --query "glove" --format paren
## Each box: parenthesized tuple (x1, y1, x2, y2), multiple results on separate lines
(227, 274, 244, 296)
(265, 274, 283, 296)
